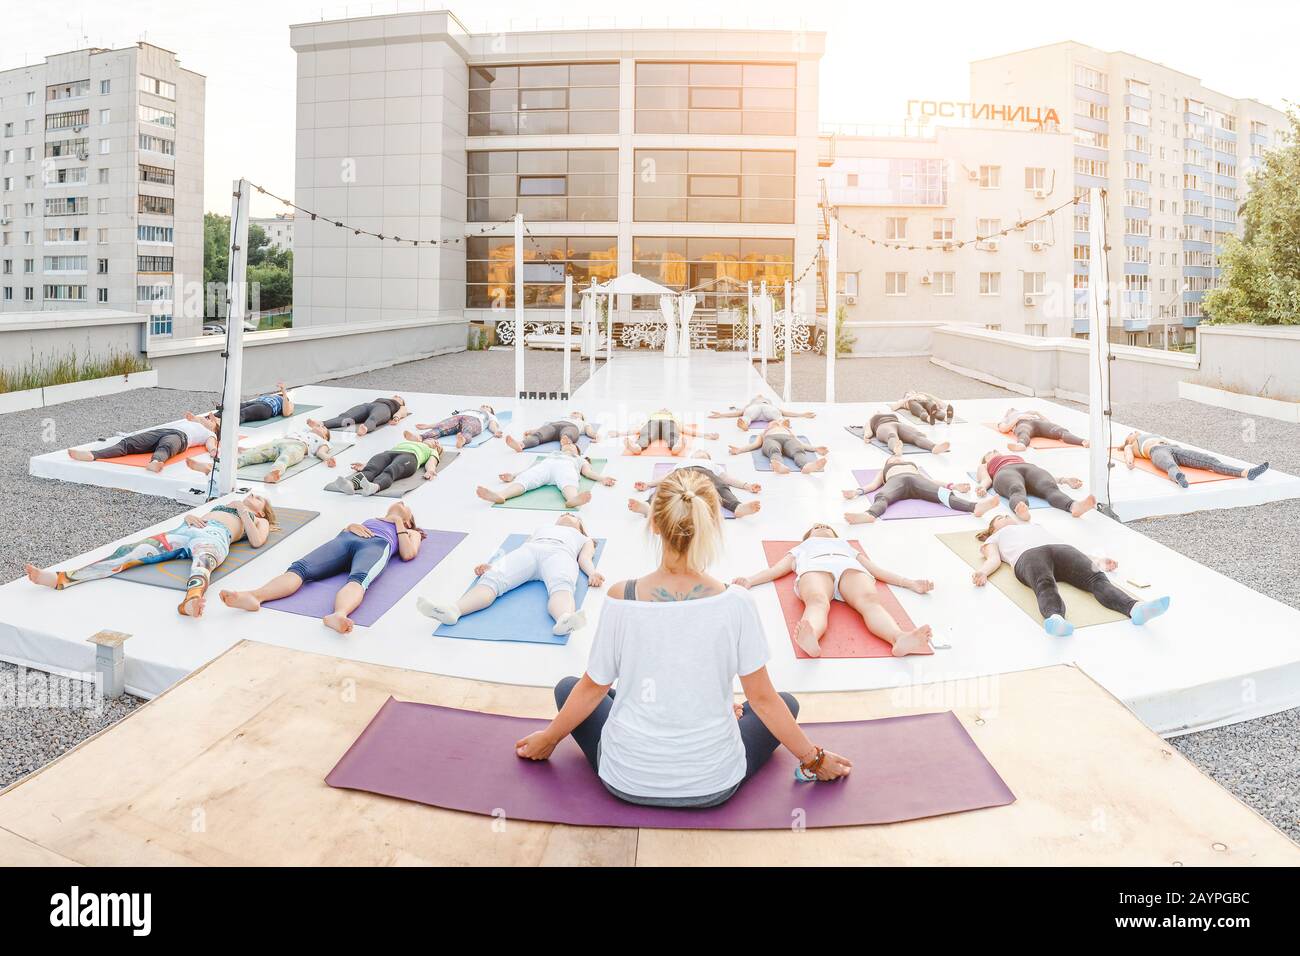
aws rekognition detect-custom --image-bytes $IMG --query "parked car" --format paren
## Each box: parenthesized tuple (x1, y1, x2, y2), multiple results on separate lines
(202, 319, 259, 336)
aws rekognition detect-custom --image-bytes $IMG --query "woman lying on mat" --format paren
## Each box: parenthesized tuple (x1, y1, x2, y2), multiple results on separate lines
(310, 395, 408, 437)
(411, 404, 502, 449)
(418, 513, 602, 637)
(733, 524, 935, 658)
(861, 411, 950, 455)
(708, 394, 816, 431)
(221, 502, 424, 635)
(975, 452, 1095, 521)
(1120, 431, 1268, 488)
(504, 411, 600, 453)
(26, 493, 277, 618)
(186, 421, 337, 482)
(613, 409, 719, 457)
(477, 448, 615, 509)
(237, 382, 295, 424)
(327, 437, 443, 496)
(997, 408, 1087, 451)
(972, 516, 1171, 638)
(515, 469, 852, 804)
(728, 420, 828, 475)
(629, 451, 762, 519)
(842, 456, 998, 524)
(68, 414, 218, 474)
(889, 390, 953, 425)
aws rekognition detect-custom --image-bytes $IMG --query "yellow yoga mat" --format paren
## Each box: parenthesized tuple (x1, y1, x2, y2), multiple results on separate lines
(935, 530, 1131, 628)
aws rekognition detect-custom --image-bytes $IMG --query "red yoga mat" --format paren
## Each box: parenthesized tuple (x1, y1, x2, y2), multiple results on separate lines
(326, 698, 1015, 830)
(1108, 449, 1239, 485)
(761, 540, 916, 659)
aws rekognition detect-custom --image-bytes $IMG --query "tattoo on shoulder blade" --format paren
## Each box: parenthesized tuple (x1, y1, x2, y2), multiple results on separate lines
(651, 584, 709, 602)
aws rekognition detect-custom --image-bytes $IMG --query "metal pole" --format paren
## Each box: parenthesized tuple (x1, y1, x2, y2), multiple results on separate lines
(513, 213, 524, 398)
(825, 216, 838, 404)
(216, 177, 250, 498)
(605, 292, 613, 365)
(783, 278, 792, 403)
(746, 281, 753, 364)
(562, 274, 572, 399)
(588, 278, 596, 380)
(759, 280, 768, 381)
(1086, 187, 1111, 510)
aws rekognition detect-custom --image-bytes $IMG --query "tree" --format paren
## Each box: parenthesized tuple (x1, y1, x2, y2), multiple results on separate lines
(203, 212, 293, 320)
(1204, 107, 1300, 325)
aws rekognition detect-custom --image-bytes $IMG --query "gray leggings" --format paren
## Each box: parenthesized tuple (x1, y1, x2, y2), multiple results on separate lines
(762, 434, 816, 468)
(637, 419, 680, 448)
(873, 419, 937, 452)
(91, 427, 187, 463)
(867, 474, 978, 519)
(523, 421, 581, 449)
(1148, 445, 1241, 481)
(1013, 419, 1084, 447)
(323, 401, 396, 432)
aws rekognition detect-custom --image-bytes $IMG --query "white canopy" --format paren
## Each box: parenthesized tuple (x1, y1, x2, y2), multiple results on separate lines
(588, 272, 678, 296)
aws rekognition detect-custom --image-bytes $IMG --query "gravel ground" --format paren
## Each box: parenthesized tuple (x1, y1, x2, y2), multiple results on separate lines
(1, 352, 1295, 842)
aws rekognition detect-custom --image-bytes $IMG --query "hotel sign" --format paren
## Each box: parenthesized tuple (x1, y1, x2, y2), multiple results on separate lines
(907, 100, 1060, 127)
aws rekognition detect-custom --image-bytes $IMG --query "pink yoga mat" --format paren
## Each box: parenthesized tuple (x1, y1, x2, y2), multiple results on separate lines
(851, 469, 963, 520)
(326, 698, 1015, 829)
(264, 528, 466, 627)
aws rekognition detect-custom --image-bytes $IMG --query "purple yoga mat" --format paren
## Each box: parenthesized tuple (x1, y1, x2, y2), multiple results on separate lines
(264, 528, 466, 627)
(851, 469, 964, 520)
(326, 699, 1015, 830)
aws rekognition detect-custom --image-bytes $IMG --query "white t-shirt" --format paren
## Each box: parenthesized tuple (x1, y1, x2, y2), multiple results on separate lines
(989, 523, 1056, 568)
(284, 429, 327, 457)
(790, 536, 857, 573)
(530, 523, 588, 559)
(174, 420, 214, 447)
(1001, 408, 1044, 428)
(560, 417, 586, 432)
(465, 408, 498, 431)
(586, 585, 771, 799)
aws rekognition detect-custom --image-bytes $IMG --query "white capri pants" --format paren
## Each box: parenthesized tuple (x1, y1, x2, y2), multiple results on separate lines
(480, 542, 580, 597)
(518, 458, 583, 492)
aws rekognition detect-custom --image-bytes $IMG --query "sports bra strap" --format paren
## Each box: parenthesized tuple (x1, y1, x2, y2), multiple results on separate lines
(623, 578, 638, 601)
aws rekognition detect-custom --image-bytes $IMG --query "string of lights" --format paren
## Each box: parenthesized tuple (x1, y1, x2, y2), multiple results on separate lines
(838, 194, 1081, 251)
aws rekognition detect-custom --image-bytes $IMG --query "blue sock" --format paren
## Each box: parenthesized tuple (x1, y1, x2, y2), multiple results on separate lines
(935, 486, 952, 507)
(1131, 596, 1171, 626)
(1043, 614, 1074, 637)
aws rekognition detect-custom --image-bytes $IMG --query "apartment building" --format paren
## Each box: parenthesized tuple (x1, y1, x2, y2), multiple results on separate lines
(289, 11, 823, 335)
(0, 43, 204, 338)
(971, 42, 1286, 345)
(252, 213, 293, 251)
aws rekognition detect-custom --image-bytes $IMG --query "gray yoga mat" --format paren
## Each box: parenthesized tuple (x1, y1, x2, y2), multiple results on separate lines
(844, 425, 929, 455)
(324, 450, 460, 498)
(238, 437, 356, 482)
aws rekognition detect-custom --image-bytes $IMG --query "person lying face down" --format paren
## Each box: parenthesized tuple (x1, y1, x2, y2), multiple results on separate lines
(727, 419, 829, 475)
(418, 512, 603, 638)
(504, 410, 600, 453)
(477, 444, 616, 510)
(220, 501, 425, 635)
(732, 523, 935, 658)
(68, 414, 219, 474)
(412, 404, 503, 448)
(971, 514, 1170, 638)
(630, 450, 763, 519)
(26, 492, 277, 618)
(975, 450, 1095, 521)
(614, 408, 720, 457)
(996, 407, 1087, 452)
(327, 436, 444, 496)
(310, 395, 408, 437)
(1119, 431, 1268, 488)
(841, 455, 997, 524)
(708, 394, 817, 430)
(515, 468, 853, 807)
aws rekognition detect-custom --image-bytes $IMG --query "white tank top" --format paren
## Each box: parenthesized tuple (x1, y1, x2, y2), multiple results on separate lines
(989, 523, 1057, 568)
(530, 523, 588, 558)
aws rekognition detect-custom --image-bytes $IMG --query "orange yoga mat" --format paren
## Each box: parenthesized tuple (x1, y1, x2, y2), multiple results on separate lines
(91, 434, 241, 468)
(622, 437, 692, 457)
(981, 422, 1073, 450)
(1108, 449, 1240, 485)
(761, 540, 916, 659)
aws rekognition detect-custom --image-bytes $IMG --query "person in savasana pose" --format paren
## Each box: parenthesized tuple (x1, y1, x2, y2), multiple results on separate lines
(186, 420, 337, 483)
(1119, 431, 1268, 488)
(514, 468, 852, 806)
(970, 514, 1171, 638)
(220, 502, 424, 635)
(611, 409, 720, 456)
(237, 382, 295, 423)
(327, 436, 444, 495)
(417, 513, 603, 637)
(728, 420, 829, 475)
(629, 451, 762, 519)
(477, 446, 616, 509)
(708, 394, 816, 431)
(504, 411, 600, 453)
(411, 404, 503, 448)
(842, 455, 998, 523)
(26, 493, 277, 618)
(68, 414, 218, 474)
(733, 524, 935, 658)
(310, 395, 408, 437)
(860, 411, 951, 455)
(974, 451, 1096, 521)
(996, 408, 1087, 451)
(889, 390, 954, 425)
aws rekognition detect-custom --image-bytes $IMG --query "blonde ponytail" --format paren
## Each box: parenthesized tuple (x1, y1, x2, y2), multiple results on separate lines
(649, 467, 722, 572)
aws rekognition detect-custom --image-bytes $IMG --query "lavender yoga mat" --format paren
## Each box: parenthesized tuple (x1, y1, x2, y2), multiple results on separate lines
(326, 699, 1015, 830)
(264, 528, 467, 627)
(851, 469, 964, 520)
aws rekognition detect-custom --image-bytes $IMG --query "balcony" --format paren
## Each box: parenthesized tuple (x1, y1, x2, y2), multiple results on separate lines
(1183, 315, 1202, 330)
(1072, 317, 1090, 335)
(1123, 318, 1150, 333)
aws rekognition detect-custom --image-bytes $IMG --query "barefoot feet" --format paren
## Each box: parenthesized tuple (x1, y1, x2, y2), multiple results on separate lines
(323, 612, 354, 634)
(794, 619, 822, 657)
(733, 501, 761, 518)
(220, 589, 261, 611)
(1071, 494, 1097, 517)
(476, 485, 505, 504)
(891, 624, 934, 657)
(801, 457, 828, 474)
(25, 564, 57, 588)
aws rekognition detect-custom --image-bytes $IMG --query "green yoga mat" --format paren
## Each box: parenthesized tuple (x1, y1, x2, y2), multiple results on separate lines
(935, 530, 1130, 628)
(242, 403, 322, 428)
(112, 507, 320, 590)
(493, 458, 607, 512)
(238, 437, 355, 482)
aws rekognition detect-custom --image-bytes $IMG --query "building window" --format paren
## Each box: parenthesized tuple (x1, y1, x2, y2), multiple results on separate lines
(635, 62, 796, 135)
(468, 150, 616, 222)
(97, 228, 108, 244)
(44, 284, 86, 300)
(43, 255, 87, 272)
(884, 217, 907, 241)
(138, 74, 176, 99)
(47, 80, 90, 101)
(99, 139, 110, 155)
(45, 137, 88, 159)
(1023, 272, 1046, 296)
(469, 63, 618, 136)
(1074, 244, 1090, 261)
(932, 218, 955, 242)
(885, 272, 907, 296)
(97, 287, 108, 303)
(631, 236, 793, 311)
(978, 165, 1000, 188)
(150, 313, 174, 336)
(46, 109, 89, 131)
(838, 272, 859, 297)
(137, 255, 173, 272)
(136, 284, 173, 302)
(138, 105, 176, 128)
(138, 133, 175, 155)
(467, 235, 617, 308)
(1073, 65, 1108, 92)
(138, 194, 174, 216)
(933, 272, 955, 296)
(980, 272, 1000, 295)
(44, 197, 88, 216)
(139, 164, 175, 186)
(633, 150, 794, 223)
(138, 224, 174, 243)
(100, 79, 111, 94)
(98, 168, 109, 184)
(97, 258, 109, 273)
(835, 158, 948, 206)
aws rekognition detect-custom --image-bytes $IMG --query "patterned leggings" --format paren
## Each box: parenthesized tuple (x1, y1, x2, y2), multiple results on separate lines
(238, 438, 307, 473)
(421, 414, 482, 441)
(56, 522, 232, 610)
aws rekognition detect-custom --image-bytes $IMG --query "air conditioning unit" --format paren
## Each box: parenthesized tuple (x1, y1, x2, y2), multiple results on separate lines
(75, 149, 88, 161)
(919, 274, 933, 286)
(1023, 295, 1038, 307)
(1030, 241, 1045, 252)
(981, 239, 1000, 251)
(942, 242, 955, 252)
(967, 170, 979, 181)
(845, 295, 857, 305)
(1033, 188, 1048, 199)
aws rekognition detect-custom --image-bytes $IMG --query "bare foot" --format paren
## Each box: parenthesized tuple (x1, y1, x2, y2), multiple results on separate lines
(845, 511, 877, 524)
(1061, 477, 1083, 489)
(566, 491, 592, 508)
(178, 594, 205, 618)
(623, 439, 642, 456)
(25, 564, 57, 588)
(734, 501, 761, 518)
(220, 589, 261, 611)
(476, 485, 505, 504)
(506, 435, 523, 453)
(737, 418, 748, 430)
(1014, 500, 1031, 521)
(670, 443, 686, 457)
(356, 425, 368, 437)
(794, 619, 823, 657)
(627, 498, 649, 516)
(186, 458, 212, 475)
(1081, 439, 1091, 448)
(1007, 442, 1027, 452)
(770, 457, 790, 475)
(801, 457, 828, 474)
(323, 612, 354, 634)
(974, 496, 999, 517)
(456, 433, 469, 448)
(932, 441, 950, 454)
(266, 468, 283, 483)
(147, 460, 165, 473)
(891, 624, 934, 657)
(69, 448, 94, 462)
(1071, 494, 1097, 517)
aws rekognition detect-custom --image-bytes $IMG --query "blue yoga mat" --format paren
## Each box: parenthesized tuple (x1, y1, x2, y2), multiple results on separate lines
(465, 410, 513, 447)
(965, 471, 1051, 510)
(843, 425, 928, 455)
(751, 435, 814, 472)
(434, 534, 607, 645)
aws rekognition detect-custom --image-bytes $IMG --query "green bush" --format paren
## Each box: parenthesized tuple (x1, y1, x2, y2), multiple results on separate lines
(1, 349, 151, 394)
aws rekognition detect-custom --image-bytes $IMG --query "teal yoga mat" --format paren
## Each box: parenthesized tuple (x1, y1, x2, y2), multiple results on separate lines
(492, 458, 607, 511)
(242, 404, 321, 428)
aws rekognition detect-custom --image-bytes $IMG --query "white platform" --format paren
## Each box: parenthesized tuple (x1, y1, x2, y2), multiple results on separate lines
(5, 355, 1300, 736)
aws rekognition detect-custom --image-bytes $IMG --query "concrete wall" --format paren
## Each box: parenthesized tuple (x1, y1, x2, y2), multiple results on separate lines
(0, 310, 147, 375)
(841, 319, 945, 357)
(1193, 324, 1300, 404)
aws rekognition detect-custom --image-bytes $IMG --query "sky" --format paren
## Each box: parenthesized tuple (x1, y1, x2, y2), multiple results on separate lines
(2, 0, 1295, 216)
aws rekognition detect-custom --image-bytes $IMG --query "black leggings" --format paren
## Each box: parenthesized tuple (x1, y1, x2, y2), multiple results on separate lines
(867, 474, 978, 519)
(91, 428, 187, 463)
(651, 466, 739, 513)
(1014, 544, 1135, 620)
(1013, 419, 1084, 447)
(638, 419, 680, 448)
(554, 676, 798, 806)
(992, 463, 1075, 513)
(239, 399, 276, 423)
(523, 421, 581, 449)
(323, 401, 395, 432)
(872, 418, 936, 452)
(361, 451, 419, 491)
